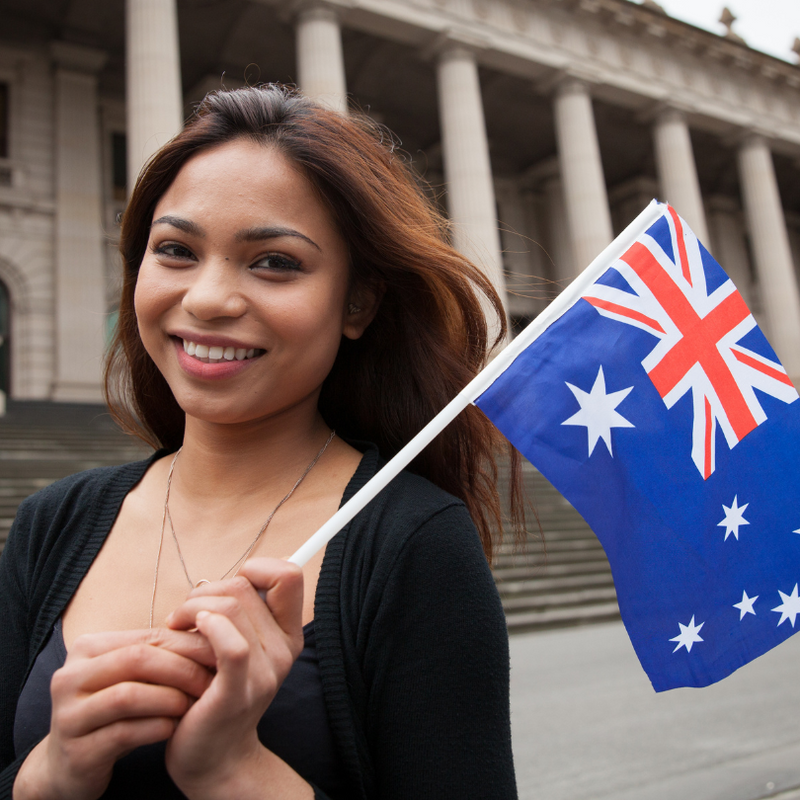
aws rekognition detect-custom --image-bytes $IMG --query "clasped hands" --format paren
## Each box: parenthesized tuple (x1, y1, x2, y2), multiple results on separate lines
(14, 559, 305, 800)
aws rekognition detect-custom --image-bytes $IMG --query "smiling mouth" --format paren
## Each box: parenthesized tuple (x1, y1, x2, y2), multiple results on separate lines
(181, 339, 265, 363)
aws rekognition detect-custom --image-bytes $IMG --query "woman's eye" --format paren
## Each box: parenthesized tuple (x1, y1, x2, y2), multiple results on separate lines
(152, 242, 195, 260)
(253, 254, 302, 273)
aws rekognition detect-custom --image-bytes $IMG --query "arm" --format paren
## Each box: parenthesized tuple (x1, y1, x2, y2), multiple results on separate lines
(363, 504, 517, 800)
(0, 501, 38, 798)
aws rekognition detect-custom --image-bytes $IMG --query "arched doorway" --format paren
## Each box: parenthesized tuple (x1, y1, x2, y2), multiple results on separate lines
(0, 279, 9, 397)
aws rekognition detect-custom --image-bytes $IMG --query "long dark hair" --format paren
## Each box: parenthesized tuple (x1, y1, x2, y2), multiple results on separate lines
(105, 85, 525, 561)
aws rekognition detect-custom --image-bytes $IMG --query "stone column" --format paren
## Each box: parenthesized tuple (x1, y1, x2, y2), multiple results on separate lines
(543, 174, 577, 284)
(51, 43, 108, 402)
(738, 134, 800, 381)
(495, 179, 535, 319)
(436, 45, 506, 334)
(706, 196, 757, 315)
(126, 0, 183, 189)
(553, 77, 613, 273)
(653, 108, 710, 244)
(296, 6, 348, 115)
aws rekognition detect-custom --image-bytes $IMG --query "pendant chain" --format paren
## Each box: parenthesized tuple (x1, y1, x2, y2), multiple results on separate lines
(149, 430, 336, 628)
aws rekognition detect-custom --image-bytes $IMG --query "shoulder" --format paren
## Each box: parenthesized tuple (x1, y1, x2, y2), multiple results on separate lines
(14, 456, 156, 528)
(328, 445, 493, 611)
(343, 445, 480, 563)
(5, 455, 160, 569)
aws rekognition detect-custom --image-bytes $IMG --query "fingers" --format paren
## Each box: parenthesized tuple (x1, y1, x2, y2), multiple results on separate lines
(240, 558, 304, 636)
(167, 582, 261, 633)
(57, 642, 213, 699)
(193, 610, 255, 698)
(71, 627, 216, 668)
(54, 681, 191, 738)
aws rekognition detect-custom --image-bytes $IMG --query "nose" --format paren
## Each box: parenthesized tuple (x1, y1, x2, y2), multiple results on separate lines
(181, 261, 247, 321)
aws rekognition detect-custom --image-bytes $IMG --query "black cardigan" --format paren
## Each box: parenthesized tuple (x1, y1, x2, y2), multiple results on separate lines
(0, 446, 517, 799)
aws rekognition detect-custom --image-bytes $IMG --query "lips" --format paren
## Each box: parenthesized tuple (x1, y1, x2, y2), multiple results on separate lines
(181, 338, 264, 363)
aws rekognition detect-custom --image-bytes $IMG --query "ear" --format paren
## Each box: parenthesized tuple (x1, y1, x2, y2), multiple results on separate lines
(343, 283, 383, 340)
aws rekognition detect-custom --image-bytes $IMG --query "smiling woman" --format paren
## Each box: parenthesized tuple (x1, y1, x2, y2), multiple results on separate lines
(0, 86, 522, 800)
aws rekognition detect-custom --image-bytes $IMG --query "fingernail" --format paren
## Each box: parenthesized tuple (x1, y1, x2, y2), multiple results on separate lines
(196, 610, 209, 622)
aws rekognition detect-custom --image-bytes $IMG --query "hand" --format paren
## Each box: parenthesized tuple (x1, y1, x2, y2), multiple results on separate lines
(163, 558, 305, 798)
(13, 628, 214, 800)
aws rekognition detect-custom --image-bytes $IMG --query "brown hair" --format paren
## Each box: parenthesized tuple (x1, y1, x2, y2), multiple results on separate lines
(105, 85, 525, 561)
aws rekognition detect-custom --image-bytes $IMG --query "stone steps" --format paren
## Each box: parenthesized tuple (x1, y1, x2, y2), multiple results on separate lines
(0, 401, 620, 631)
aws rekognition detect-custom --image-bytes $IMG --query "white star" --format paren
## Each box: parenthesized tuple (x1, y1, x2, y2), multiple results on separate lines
(670, 615, 705, 653)
(562, 366, 634, 457)
(772, 584, 800, 627)
(718, 496, 750, 541)
(733, 590, 758, 620)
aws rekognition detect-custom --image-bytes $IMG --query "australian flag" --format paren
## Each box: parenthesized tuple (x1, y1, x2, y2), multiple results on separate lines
(476, 202, 800, 691)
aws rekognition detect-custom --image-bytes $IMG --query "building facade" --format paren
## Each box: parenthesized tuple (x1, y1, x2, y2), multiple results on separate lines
(0, 0, 799, 404)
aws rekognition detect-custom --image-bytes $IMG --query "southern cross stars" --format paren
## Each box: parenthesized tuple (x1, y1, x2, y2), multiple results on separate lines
(718, 496, 750, 541)
(562, 366, 634, 457)
(733, 590, 758, 620)
(670, 616, 704, 653)
(772, 584, 800, 627)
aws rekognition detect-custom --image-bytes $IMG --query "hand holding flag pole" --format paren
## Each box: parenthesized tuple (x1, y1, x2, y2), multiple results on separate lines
(290, 199, 800, 692)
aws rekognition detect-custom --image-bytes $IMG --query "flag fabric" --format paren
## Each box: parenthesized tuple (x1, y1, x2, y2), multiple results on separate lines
(475, 201, 800, 691)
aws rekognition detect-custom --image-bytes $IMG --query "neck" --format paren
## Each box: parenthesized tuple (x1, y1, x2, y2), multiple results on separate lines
(172, 409, 335, 508)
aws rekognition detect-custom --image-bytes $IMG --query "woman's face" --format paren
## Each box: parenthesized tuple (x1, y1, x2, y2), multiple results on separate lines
(135, 138, 367, 427)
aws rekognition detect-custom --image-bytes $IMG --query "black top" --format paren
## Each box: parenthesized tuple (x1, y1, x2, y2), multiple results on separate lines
(13, 620, 344, 798)
(0, 445, 517, 799)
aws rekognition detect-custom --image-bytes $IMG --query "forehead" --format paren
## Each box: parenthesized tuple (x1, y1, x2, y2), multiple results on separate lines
(152, 139, 339, 239)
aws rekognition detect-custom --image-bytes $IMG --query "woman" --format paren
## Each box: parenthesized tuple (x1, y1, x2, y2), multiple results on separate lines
(0, 86, 522, 799)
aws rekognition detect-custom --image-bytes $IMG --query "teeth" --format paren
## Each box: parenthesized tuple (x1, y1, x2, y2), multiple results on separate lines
(181, 339, 262, 363)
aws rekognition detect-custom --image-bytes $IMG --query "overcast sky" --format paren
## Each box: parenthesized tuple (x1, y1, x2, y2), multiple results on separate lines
(636, 0, 800, 63)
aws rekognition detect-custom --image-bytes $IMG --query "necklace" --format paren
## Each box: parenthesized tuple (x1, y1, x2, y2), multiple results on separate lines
(149, 430, 336, 628)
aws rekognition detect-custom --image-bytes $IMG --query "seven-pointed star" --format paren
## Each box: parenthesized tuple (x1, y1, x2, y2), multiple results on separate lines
(733, 590, 758, 620)
(718, 496, 750, 541)
(772, 584, 800, 627)
(670, 615, 704, 653)
(562, 366, 634, 457)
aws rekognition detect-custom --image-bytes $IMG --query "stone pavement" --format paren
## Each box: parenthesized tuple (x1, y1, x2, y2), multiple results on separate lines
(510, 622, 800, 800)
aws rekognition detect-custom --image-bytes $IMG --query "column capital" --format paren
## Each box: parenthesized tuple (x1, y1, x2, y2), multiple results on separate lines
(722, 126, 774, 150)
(50, 42, 107, 74)
(738, 130, 768, 150)
(421, 29, 489, 63)
(536, 69, 596, 98)
(281, 0, 346, 24)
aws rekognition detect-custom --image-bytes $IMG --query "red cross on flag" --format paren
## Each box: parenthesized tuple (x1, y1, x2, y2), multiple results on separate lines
(583, 206, 797, 479)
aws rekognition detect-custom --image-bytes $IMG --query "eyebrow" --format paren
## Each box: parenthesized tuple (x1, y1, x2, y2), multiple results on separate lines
(150, 217, 321, 252)
(235, 226, 321, 252)
(151, 215, 205, 236)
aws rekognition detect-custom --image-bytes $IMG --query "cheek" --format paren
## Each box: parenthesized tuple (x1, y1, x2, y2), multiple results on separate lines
(133, 265, 169, 354)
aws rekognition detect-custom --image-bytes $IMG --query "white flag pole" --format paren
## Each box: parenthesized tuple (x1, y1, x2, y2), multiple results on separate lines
(288, 200, 665, 566)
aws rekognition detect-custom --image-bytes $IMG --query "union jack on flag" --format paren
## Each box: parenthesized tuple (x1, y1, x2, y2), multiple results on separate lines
(582, 206, 797, 479)
(475, 201, 800, 690)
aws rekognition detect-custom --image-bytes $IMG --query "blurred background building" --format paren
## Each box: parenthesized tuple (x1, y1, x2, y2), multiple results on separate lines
(0, 0, 799, 406)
